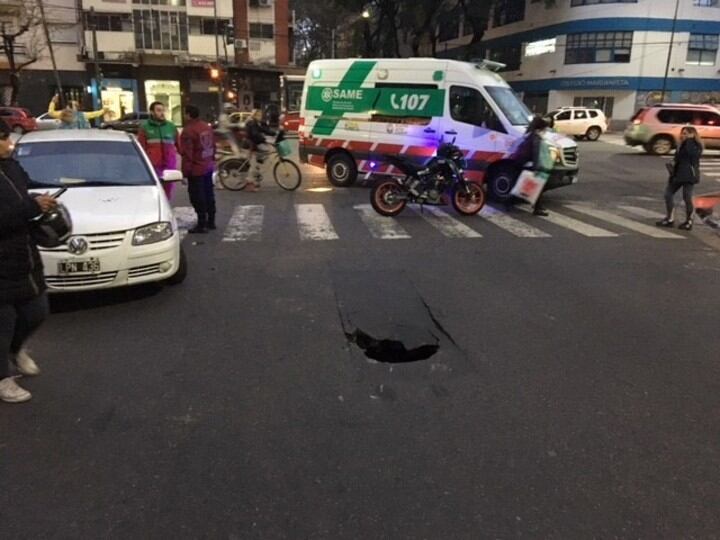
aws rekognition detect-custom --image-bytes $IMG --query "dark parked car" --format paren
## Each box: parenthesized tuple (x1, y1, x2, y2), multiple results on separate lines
(102, 112, 150, 134)
(0, 107, 37, 133)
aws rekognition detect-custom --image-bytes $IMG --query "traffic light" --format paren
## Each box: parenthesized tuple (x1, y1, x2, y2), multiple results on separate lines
(225, 23, 235, 46)
(210, 67, 221, 80)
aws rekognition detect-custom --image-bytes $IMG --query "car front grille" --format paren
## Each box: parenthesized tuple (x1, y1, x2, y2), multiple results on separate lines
(41, 231, 127, 253)
(128, 263, 163, 279)
(45, 271, 118, 289)
(563, 147, 578, 167)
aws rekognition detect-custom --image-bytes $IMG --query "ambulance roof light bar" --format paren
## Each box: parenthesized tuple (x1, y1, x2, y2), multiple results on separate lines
(473, 59, 507, 72)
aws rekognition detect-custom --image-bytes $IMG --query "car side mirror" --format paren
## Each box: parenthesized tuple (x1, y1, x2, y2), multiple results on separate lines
(161, 170, 183, 183)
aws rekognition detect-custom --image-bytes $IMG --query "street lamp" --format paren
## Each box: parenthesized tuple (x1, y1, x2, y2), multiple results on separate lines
(362, 9, 371, 19)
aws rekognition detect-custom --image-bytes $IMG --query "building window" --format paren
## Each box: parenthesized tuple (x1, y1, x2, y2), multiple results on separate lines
(249, 23, 274, 39)
(687, 33, 718, 65)
(188, 17, 230, 36)
(571, 0, 637, 6)
(133, 9, 188, 51)
(132, 0, 186, 6)
(694, 0, 718, 6)
(573, 96, 615, 117)
(492, 0, 525, 28)
(438, 8, 461, 42)
(565, 31, 633, 64)
(487, 45, 521, 71)
(84, 12, 133, 32)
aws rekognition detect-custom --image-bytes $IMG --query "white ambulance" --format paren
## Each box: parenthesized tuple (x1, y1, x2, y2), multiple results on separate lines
(298, 58, 579, 201)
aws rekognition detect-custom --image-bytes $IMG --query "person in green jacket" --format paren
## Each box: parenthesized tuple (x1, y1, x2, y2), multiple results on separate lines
(137, 102, 181, 200)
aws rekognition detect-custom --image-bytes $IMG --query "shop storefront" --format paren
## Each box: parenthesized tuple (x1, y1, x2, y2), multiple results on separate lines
(94, 78, 139, 121)
(144, 79, 183, 125)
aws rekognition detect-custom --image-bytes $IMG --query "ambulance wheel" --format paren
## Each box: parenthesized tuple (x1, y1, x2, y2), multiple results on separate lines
(487, 165, 518, 202)
(327, 153, 357, 187)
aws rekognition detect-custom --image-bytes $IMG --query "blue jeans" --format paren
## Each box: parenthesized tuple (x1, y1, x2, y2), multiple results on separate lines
(0, 293, 49, 379)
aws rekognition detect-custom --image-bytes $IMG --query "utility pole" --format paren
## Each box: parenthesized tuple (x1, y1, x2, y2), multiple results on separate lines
(89, 7, 103, 109)
(213, 0, 223, 113)
(661, 0, 680, 103)
(331, 28, 336, 59)
(36, 0, 64, 105)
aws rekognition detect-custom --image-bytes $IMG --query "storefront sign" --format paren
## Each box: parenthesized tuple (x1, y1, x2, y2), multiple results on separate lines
(192, 0, 214, 6)
(559, 78, 631, 89)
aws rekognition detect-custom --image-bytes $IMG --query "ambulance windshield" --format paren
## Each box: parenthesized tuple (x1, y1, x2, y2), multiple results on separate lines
(486, 86, 532, 126)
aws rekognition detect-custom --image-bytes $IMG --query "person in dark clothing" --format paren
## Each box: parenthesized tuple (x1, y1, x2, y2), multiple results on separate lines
(657, 126, 703, 231)
(0, 119, 56, 403)
(181, 105, 217, 234)
(509, 115, 551, 216)
(244, 109, 276, 192)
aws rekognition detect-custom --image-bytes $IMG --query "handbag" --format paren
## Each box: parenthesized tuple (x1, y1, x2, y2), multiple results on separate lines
(511, 169, 548, 205)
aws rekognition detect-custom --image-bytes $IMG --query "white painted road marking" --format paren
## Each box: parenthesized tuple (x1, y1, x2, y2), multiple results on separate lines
(222, 205, 264, 242)
(618, 205, 664, 220)
(353, 204, 411, 239)
(565, 204, 683, 239)
(295, 203, 339, 241)
(479, 206, 551, 238)
(414, 206, 482, 238)
(517, 206, 618, 237)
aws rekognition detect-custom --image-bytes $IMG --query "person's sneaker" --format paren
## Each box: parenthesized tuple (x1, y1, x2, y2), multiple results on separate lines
(679, 220, 693, 231)
(656, 218, 674, 228)
(533, 207, 549, 217)
(0, 377, 32, 403)
(15, 349, 40, 376)
(188, 224, 208, 234)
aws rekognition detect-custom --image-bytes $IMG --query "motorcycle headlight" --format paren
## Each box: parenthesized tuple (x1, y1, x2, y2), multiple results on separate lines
(132, 222, 173, 246)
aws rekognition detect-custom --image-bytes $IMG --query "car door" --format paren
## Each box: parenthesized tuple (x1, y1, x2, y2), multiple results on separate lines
(573, 109, 590, 135)
(697, 111, 720, 150)
(553, 110, 573, 136)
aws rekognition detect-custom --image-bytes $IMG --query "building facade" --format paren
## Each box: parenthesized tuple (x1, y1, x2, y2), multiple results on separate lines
(1, 0, 295, 121)
(435, 0, 720, 127)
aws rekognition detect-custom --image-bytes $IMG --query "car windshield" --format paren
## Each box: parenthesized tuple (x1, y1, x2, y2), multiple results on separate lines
(15, 140, 155, 188)
(485, 86, 532, 126)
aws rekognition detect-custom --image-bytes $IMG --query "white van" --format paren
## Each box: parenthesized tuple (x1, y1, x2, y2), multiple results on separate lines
(299, 58, 579, 201)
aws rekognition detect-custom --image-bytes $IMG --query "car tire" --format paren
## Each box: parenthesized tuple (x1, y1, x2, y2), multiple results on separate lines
(12, 125, 24, 134)
(643, 143, 653, 153)
(649, 136, 674, 156)
(487, 165, 519, 202)
(166, 247, 187, 286)
(586, 126, 602, 141)
(326, 153, 357, 187)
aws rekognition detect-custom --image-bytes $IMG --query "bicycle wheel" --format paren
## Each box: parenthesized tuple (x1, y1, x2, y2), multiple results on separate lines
(273, 159, 302, 191)
(218, 158, 251, 191)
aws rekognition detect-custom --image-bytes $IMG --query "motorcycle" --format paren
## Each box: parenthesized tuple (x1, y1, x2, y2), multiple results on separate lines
(370, 141, 486, 217)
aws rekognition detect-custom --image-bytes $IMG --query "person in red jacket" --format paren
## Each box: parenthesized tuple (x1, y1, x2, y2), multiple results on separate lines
(137, 101, 181, 200)
(180, 105, 216, 233)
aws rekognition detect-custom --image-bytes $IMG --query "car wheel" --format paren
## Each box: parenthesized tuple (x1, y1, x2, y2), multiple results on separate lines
(326, 153, 357, 187)
(487, 165, 518, 202)
(586, 126, 602, 141)
(643, 143, 653, 153)
(12, 125, 24, 134)
(166, 247, 187, 286)
(650, 136, 674, 156)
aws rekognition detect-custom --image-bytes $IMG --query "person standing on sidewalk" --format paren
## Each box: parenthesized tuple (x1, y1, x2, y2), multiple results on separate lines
(181, 105, 216, 234)
(657, 126, 703, 231)
(244, 109, 276, 192)
(138, 102, 180, 200)
(0, 120, 55, 403)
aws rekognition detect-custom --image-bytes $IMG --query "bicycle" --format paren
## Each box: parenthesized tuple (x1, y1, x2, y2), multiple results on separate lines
(217, 131, 302, 192)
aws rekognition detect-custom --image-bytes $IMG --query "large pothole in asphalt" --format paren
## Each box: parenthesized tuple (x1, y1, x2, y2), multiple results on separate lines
(346, 328, 439, 363)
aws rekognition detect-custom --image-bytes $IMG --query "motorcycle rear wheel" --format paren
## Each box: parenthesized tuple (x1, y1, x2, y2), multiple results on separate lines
(371, 180, 408, 217)
(452, 182, 486, 216)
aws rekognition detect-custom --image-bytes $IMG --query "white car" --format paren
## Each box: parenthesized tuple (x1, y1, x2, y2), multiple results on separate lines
(35, 112, 61, 131)
(548, 107, 608, 141)
(14, 129, 186, 292)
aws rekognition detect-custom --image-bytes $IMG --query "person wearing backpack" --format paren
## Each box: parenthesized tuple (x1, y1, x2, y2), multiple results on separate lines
(656, 126, 703, 231)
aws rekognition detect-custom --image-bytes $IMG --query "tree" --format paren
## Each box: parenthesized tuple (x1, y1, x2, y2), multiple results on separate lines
(0, 1, 45, 106)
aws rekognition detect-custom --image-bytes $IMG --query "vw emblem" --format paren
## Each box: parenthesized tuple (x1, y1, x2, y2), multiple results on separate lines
(68, 237, 89, 256)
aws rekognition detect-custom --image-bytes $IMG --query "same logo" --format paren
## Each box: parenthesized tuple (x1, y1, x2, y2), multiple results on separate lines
(321, 88, 334, 103)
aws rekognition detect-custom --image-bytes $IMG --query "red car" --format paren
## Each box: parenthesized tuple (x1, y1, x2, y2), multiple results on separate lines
(0, 107, 37, 134)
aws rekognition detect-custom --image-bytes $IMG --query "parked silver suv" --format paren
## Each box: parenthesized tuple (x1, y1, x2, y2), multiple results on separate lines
(624, 103, 720, 155)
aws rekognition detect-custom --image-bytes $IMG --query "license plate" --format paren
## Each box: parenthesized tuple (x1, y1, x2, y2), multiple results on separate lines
(58, 258, 101, 274)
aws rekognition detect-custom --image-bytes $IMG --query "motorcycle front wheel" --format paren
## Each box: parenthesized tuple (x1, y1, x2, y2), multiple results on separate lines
(452, 182, 486, 216)
(371, 180, 408, 217)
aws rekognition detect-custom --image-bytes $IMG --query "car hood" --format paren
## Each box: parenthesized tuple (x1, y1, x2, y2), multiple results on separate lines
(544, 130, 576, 149)
(31, 186, 161, 234)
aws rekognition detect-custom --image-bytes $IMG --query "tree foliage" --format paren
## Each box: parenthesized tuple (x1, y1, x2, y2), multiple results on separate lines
(0, 1, 45, 105)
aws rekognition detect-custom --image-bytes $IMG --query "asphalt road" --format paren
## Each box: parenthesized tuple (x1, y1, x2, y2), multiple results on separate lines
(2, 138, 720, 538)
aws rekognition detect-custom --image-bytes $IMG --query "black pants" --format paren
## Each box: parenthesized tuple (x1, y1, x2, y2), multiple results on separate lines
(664, 182, 694, 220)
(188, 172, 216, 218)
(0, 293, 49, 379)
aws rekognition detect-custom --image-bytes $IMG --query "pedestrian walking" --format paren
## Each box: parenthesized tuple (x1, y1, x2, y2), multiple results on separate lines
(244, 109, 276, 192)
(509, 115, 552, 216)
(0, 119, 54, 403)
(48, 95, 107, 129)
(181, 105, 216, 234)
(657, 126, 703, 231)
(138, 101, 181, 200)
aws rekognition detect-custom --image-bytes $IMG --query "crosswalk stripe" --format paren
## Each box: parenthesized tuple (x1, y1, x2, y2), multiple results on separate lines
(295, 203, 339, 240)
(222, 205, 264, 242)
(412, 206, 482, 238)
(704, 172, 720, 177)
(517, 206, 618, 237)
(478, 205, 551, 238)
(353, 204, 411, 239)
(618, 205, 664, 220)
(565, 204, 683, 239)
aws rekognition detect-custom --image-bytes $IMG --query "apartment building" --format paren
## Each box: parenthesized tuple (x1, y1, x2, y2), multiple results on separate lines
(435, 0, 720, 126)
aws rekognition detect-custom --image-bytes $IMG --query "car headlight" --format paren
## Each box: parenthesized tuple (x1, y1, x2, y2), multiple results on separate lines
(549, 146, 561, 163)
(132, 222, 173, 246)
